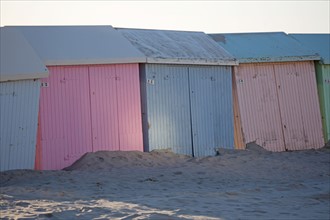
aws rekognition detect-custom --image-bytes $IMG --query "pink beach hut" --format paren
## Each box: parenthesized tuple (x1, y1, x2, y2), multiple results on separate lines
(210, 32, 324, 151)
(14, 26, 146, 170)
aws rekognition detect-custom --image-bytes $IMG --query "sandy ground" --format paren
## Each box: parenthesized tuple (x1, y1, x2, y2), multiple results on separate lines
(1, 144, 329, 220)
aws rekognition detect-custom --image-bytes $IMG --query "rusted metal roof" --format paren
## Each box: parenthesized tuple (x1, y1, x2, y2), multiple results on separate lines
(117, 28, 238, 66)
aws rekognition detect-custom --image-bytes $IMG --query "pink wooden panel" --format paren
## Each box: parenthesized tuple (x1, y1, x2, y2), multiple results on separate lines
(89, 65, 120, 151)
(275, 62, 324, 150)
(116, 64, 143, 151)
(39, 66, 92, 170)
(235, 64, 285, 151)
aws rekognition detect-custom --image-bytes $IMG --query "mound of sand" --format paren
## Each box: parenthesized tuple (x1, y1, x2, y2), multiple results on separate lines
(1, 146, 329, 219)
(64, 149, 190, 171)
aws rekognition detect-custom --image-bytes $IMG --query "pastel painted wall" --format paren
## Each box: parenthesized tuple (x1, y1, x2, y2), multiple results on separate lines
(141, 64, 234, 157)
(37, 64, 143, 170)
(234, 61, 324, 151)
(316, 63, 330, 142)
(0, 79, 41, 171)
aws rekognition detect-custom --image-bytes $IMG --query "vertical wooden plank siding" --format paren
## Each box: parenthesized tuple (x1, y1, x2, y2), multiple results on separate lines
(235, 64, 286, 151)
(39, 66, 92, 170)
(116, 64, 143, 151)
(0, 80, 40, 171)
(275, 61, 324, 150)
(89, 65, 119, 151)
(232, 66, 245, 149)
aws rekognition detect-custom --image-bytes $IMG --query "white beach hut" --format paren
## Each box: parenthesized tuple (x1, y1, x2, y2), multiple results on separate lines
(0, 27, 49, 171)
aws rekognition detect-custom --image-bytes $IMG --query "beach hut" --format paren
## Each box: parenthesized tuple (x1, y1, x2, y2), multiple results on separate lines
(14, 26, 146, 170)
(117, 28, 238, 157)
(209, 32, 324, 151)
(290, 34, 330, 144)
(0, 27, 49, 171)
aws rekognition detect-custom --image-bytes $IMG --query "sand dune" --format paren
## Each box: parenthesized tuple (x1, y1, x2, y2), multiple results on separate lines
(1, 145, 329, 219)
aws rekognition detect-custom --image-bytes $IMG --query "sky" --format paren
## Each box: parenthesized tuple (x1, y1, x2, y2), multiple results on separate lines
(1, 0, 329, 34)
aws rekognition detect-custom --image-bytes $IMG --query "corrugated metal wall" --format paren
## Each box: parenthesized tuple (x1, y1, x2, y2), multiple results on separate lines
(189, 66, 234, 156)
(274, 61, 324, 150)
(89, 64, 143, 152)
(235, 62, 324, 152)
(143, 64, 192, 155)
(39, 66, 93, 170)
(116, 64, 143, 151)
(89, 65, 119, 151)
(34, 112, 42, 170)
(235, 64, 285, 151)
(142, 64, 234, 156)
(232, 66, 245, 149)
(316, 63, 330, 142)
(38, 64, 143, 170)
(0, 79, 40, 171)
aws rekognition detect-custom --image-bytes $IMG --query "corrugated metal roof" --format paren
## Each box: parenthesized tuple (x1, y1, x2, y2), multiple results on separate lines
(209, 32, 320, 63)
(11, 26, 146, 66)
(290, 34, 330, 64)
(117, 28, 238, 66)
(0, 27, 48, 82)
